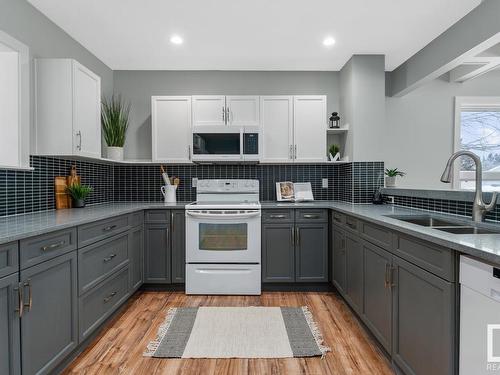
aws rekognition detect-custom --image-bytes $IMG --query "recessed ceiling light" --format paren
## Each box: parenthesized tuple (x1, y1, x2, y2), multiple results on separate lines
(323, 37, 336, 47)
(170, 35, 183, 45)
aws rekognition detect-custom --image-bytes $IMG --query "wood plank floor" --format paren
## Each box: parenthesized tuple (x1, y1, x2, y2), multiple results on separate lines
(63, 291, 395, 375)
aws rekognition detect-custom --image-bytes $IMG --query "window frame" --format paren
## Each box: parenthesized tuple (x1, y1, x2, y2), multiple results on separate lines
(454, 96, 500, 190)
(0, 30, 30, 170)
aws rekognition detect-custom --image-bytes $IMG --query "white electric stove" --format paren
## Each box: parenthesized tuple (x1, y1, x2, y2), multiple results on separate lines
(185, 179, 261, 295)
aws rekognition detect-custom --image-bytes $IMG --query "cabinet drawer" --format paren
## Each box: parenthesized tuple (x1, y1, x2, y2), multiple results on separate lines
(394, 234, 455, 281)
(79, 267, 129, 341)
(0, 242, 18, 278)
(332, 211, 346, 226)
(78, 233, 129, 295)
(20, 229, 76, 270)
(144, 210, 170, 224)
(295, 209, 328, 223)
(78, 215, 129, 248)
(129, 211, 143, 228)
(360, 220, 392, 250)
(262, 210, 294, 223)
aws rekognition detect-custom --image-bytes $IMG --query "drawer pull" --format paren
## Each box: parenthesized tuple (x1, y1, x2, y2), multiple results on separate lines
(103, 225, 117, 232)
(270, 214, 286, 219)
(15, 283, 23, 317)
(303, 214, 320, 219)
(103, 254, 117, 263)
(41, 240, 65, 251)
(23, 280, 32, 311)
(103, 291, 117, 303)
(334, 216, 342, 223)
(346, 222, 357, 229)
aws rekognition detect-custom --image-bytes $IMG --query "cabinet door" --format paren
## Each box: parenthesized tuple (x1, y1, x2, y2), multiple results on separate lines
(293, 96, 327, 162)
(345, 231, 364, 313)
(129, 226, 144, 291)
(171, 211, 186, 283)
(20, 252, 78, 375)
(72, 61, 101, 158)
(192, 96, 226, 127)
(225, 96, 260, 127)
(0, 273, 21, 375)
(144, 224, 171, 283)
(363, 241, 392, 352)
(260, 96, 294, 163)
(152, 96, 192, 163)
(262, 223, 295, 283)
(295, 223, 328, 282)
(392, 256, 454, 375)
(332, 228, 346, 293)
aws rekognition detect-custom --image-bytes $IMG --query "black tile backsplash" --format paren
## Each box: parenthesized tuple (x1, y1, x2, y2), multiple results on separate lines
(0, 157, 384, 217)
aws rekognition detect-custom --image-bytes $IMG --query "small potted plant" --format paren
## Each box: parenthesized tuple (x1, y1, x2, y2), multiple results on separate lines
(101, 95, 130, 161)
(329, 144, 341, 161)
(385, 168, 406, 187)
(67, 183, 93, 208)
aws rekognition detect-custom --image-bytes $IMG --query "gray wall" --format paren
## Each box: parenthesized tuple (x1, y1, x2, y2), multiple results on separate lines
(113, 70, 340, 160)
(0, 0, 113, 96)
(385, 69, 500, 190)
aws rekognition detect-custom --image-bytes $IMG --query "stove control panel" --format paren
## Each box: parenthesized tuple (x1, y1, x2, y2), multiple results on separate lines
(196, 179, 259, 193)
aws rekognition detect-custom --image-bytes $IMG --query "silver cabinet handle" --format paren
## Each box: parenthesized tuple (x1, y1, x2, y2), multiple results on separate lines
(103, 225, 117, 232)
(303, 214, 320, 219)
(294, 145, 297, 159)
(41, 240, 65, 252)
(222, 107, 225, 123)
(15, 283, 24, 318)
(23, 280, 32, 312)
(384, 263, 390, 288)
(103, 254, 116, 263)
(226, 107, 231, 125)
(295, 227, 300, 245)
(171, 211, 175, 233)
(103, 291, 117, 303)
(291, 227, 295, 246)
(389, 266, 396, 289)
(188, 145, 191, 161)
(269, 214, 286, 219)
(76, 131, 82, 151)
(289, 145, 293, 159)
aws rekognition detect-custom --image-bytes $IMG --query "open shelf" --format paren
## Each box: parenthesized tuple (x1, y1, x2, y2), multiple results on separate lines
(327, 126, 349, 134)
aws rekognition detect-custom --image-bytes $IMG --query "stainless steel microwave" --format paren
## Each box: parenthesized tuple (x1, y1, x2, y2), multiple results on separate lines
(192, 131, 259, 162)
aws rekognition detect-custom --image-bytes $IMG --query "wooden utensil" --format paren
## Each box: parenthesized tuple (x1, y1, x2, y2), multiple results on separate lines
(55, 177, 72, 209)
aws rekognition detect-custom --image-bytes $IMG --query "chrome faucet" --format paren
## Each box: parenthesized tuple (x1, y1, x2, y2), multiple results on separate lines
(440, 150, 498, 222)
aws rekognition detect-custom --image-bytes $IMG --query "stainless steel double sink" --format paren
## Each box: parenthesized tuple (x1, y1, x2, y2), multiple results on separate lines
(385, 215, 500, 235)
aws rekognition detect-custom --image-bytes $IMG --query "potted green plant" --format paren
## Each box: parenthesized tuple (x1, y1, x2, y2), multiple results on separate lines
(385, 168, 406, 187)
(67, 183, 93, 208)
(329, 144, 340, 161)
(101, 95, 131, 161)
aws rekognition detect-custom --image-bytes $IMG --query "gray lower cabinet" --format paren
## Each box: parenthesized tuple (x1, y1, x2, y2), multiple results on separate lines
(171, 211, 186, 283)
(129, 226, 144, 291)
(20, 251, 78, 375)
(0, 242, 19, 279)
(332, 228, 346, 292)
(144, 224, 171, 283)
(262, 223, 295, 282)
(344, 231, 363, 313)
(295, 223, 328, 282)
(391, 256, 454, 375)
(0, 273, 21, 375)
(362, 241, 392, 352)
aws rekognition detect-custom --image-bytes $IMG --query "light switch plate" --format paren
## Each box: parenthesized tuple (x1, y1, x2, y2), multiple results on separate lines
(322, 178, 328, 188)
(192, 178, 198, 188)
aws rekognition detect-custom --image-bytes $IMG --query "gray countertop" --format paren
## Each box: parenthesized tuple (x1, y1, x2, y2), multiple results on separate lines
(1, 200, 500, 265)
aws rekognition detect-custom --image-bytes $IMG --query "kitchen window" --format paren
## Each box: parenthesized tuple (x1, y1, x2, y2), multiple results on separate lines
(454, 97, 500, 191)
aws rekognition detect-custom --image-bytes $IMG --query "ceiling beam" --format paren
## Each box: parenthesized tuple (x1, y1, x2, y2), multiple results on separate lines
(449, 62, 499, 82)
(387, 0, 500, 97)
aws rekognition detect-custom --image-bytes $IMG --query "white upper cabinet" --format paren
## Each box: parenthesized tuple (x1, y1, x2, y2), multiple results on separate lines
(192, 96, 226, 127)
(0, 31, 30, 169)
(293, 96, 327, 162)
(35, 59, 101, 158)
(192, 95, 260, 128)
(225, 96, 260, 127)
(151, 96, 192, 163)
(260, 96, 294, 163)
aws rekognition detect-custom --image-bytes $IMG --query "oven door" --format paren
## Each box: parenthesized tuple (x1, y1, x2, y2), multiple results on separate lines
(185, 209, 261, 263)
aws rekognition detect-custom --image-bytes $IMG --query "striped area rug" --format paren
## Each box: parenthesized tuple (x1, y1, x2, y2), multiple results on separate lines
(144, 306, 330, 359)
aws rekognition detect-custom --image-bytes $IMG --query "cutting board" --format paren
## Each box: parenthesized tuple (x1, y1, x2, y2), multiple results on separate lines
(55, 177, 72, 209)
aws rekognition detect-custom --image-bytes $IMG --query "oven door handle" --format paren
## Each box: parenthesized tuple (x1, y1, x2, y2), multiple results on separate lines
(186, 211, 261, 219)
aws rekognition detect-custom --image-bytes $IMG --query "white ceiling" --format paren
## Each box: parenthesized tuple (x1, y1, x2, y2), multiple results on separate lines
(28, 0, 481, 71)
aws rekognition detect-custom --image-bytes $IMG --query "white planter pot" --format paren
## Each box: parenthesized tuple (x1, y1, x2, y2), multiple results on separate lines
(107, 146, 124, 161)
(385, 176, 396, 187)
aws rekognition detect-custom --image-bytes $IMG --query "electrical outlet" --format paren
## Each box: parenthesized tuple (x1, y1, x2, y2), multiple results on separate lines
(386, 195, 395, 204)
(192, 178, 198, 188)
(322, 178, 328, 188)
